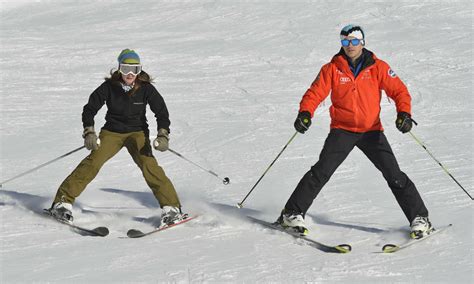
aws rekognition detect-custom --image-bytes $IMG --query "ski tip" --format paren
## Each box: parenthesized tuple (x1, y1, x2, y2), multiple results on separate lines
(382, 243, 399, 253)
(335, 244, 352, 253)
(127, 229, 145, 238)
(93, 227, 109, 237)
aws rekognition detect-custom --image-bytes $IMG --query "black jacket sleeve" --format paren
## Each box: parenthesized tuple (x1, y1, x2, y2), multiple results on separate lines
(82, 82, 108, 128)
(147, 84, 171, 133)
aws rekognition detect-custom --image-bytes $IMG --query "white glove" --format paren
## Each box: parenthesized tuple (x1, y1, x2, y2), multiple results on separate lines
(153, 128, 169, 152)
(83, 126, 100, 150)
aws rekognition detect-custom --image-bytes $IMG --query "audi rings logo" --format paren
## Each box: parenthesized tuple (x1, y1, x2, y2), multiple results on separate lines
(340, 77, 350, 84)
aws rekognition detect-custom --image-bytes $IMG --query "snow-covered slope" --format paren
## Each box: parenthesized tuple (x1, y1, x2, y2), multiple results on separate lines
(1, 1, 472, 283)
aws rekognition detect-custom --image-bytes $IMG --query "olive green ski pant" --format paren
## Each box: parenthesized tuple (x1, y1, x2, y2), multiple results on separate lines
(53, 129, 181, 208)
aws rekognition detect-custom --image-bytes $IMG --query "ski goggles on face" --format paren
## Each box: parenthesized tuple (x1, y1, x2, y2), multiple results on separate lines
(119, 64, 142, 76)
(341, 38, 362, 47)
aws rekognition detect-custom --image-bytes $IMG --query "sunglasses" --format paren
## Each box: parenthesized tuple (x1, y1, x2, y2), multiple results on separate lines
(119, 64, 142, 76)
(341, 38, 362, 47)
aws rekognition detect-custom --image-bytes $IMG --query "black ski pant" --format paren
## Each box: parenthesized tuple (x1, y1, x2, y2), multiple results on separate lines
(285, 129, 428, 223)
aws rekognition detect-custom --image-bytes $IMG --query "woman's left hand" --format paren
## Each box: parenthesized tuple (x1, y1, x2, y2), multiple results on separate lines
(153, 129, 169, 152)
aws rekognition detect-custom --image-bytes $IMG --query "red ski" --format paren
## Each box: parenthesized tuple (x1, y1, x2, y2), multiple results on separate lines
(127, 215, 198, 238)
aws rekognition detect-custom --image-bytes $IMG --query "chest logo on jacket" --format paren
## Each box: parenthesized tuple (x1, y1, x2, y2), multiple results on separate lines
(361, 70, 372, 80)
(340, 77, 351, 84)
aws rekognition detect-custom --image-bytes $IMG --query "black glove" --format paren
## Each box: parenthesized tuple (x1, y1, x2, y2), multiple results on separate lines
(294, 111, 312, 134)
(395, 112, 413, 133)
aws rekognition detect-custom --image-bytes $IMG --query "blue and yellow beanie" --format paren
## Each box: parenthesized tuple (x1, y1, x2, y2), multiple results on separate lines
(117, 49, 140, 64)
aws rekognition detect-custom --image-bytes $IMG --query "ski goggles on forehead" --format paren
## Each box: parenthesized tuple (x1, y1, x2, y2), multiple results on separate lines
(119, 64, 142, 75)
(341, 38, 362, 47)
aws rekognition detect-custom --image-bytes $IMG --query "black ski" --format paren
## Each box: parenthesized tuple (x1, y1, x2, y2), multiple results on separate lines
(381, 223, 452, 253)
(43, 209, 109, 237)
(127, 215, 198, 238)
(247, 216, 351, 253)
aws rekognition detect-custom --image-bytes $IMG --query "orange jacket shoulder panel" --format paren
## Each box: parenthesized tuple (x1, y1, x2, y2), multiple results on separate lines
(375, 59, 412, 115)
(299, 62, 333, 117)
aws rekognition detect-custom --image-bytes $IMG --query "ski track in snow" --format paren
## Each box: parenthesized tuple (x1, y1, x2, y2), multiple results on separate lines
(1, 1, 472, 283)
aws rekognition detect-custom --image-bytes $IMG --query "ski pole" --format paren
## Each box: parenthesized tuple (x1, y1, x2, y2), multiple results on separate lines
(168, 148, 230, 185)
(0, 145, 86, 187)
(409, 131, 473, 200)
(237, 131, 298, 208)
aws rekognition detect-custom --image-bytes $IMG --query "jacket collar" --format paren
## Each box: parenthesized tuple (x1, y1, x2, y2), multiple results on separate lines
(331, 48, 376, 75)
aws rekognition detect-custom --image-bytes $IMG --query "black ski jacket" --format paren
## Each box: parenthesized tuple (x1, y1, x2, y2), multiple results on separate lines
(82, 80, 170, 133)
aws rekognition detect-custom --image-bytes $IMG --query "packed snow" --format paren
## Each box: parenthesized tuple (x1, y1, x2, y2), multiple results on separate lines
(1, 1, 472, 283)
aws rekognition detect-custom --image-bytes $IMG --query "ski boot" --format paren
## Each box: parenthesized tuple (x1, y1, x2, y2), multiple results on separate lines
(410, 216, 434, 239)
(160, 206, 187, 227)
(276, 209, 308, 236)
(48, 202, 74, 224)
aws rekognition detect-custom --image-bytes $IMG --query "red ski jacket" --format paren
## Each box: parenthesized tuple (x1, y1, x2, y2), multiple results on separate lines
(299, 49, 411, 133)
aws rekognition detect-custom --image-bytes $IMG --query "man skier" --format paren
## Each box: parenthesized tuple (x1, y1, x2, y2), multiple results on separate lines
(277, 25, 432, 239)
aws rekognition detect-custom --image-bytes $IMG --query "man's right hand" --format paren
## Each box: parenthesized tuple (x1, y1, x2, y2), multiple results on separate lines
(83, 126, 100, 150)
(294, 111, 312, 134)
